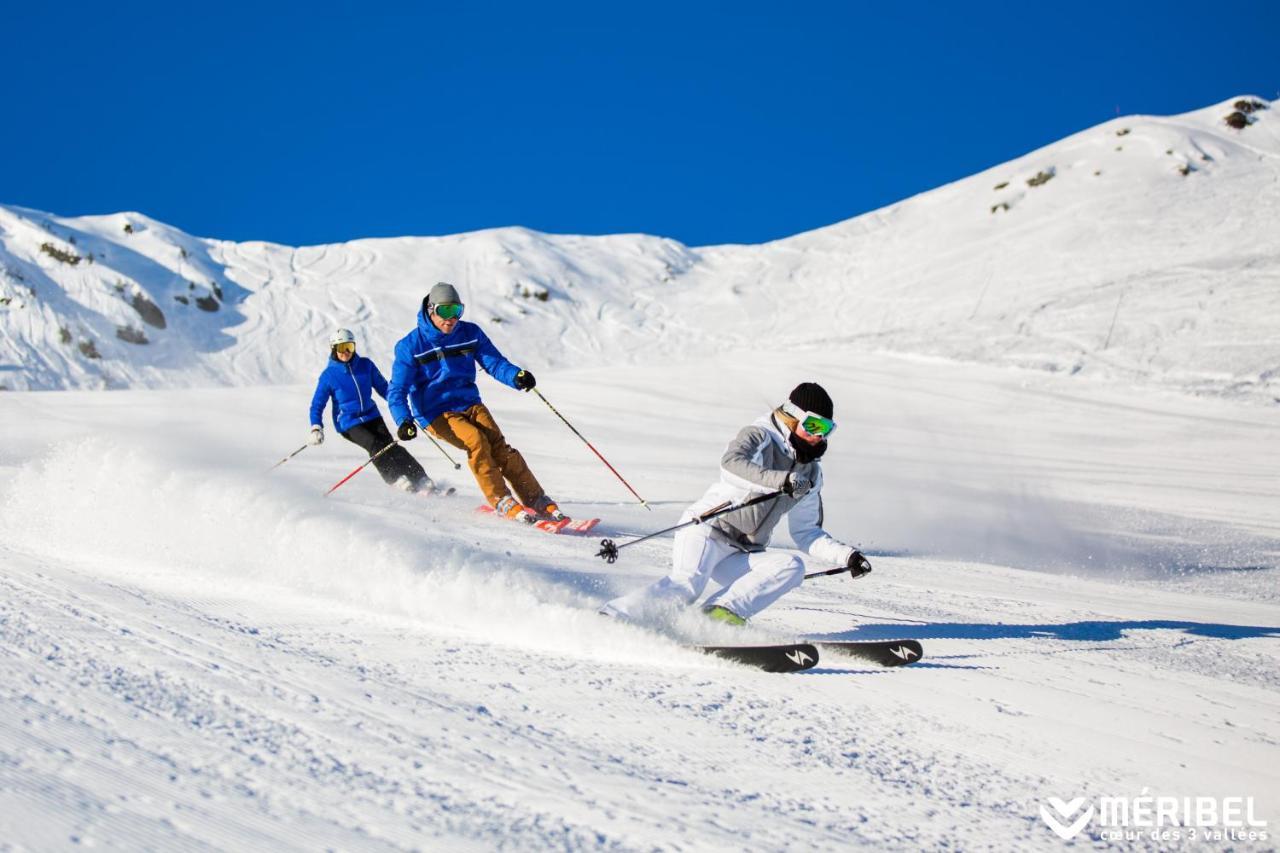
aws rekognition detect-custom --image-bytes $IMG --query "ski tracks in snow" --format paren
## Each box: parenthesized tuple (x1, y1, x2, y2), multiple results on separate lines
(0, 548, 1064, 850)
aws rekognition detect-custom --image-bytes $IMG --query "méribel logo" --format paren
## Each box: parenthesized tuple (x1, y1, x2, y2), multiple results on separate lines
(1040, 797, 1095, 840)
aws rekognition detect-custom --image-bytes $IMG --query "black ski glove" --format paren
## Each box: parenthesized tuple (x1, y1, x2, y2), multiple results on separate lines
(397, 420, 418, 441)
(847, 550, 872, 579)
(783, 471, 812, 498)
(514, 370, 536, 391)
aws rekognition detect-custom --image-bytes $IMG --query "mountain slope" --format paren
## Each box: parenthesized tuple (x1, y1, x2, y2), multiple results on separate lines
(1, 96, 1276, 400)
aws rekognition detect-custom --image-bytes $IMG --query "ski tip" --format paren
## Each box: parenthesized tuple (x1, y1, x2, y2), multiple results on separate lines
(816, 639, 924, 667)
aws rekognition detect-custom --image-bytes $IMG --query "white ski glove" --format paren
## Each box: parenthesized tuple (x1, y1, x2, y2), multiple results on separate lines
(784, 471, 812, 498)
(309, 425, 324, 446)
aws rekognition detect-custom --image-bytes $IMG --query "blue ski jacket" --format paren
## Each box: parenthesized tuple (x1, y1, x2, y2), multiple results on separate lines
(387, 312, 523, 428)
(309, 354, 389, 433)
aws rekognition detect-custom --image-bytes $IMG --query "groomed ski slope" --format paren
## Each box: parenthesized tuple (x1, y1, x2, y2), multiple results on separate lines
(2, 351, 1277, 849)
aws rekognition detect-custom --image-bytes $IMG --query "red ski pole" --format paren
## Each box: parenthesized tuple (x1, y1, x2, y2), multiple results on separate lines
(324, 441, 398, 496)
(533, 388, 650, 510)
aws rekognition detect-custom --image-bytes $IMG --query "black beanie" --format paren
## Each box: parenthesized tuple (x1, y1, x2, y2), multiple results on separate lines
(789, 382, 833, 418)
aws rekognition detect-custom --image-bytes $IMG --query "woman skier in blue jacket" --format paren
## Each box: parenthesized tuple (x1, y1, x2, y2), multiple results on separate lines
(308, 328, 436, 493)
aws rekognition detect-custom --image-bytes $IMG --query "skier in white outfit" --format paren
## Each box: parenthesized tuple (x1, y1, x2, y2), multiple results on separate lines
(602, 382, 871, 625)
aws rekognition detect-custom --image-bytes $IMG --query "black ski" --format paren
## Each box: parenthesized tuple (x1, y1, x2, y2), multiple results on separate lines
(693, 643, 820, 673)
(814, 639, 923, 667)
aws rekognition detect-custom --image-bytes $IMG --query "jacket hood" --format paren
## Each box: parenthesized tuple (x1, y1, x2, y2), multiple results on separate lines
(755, 412, 796, 460)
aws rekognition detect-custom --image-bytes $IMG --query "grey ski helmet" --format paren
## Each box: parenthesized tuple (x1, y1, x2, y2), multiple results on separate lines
(423, 282, 463, 315)
(329, 328, 356, 347)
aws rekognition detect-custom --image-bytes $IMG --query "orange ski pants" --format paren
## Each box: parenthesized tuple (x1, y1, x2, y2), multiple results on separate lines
(428, 403, 544, 508)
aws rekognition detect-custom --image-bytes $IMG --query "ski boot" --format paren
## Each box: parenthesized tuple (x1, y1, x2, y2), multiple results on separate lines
(495, 495, 536, 524)
(531, 495, 568, 522)
(702, 605, 747, 626)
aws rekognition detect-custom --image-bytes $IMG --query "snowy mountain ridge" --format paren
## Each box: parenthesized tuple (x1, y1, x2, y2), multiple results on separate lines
(2, 95, 1277, 400)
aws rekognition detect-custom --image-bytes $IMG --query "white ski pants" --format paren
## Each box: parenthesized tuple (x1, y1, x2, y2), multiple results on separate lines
(603, 521, 805, 621)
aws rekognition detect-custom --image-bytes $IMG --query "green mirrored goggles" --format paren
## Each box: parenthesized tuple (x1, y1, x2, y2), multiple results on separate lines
(800, 413, 836, 437)
(782, 401, 836, 437)
(433, 302, 464, 320)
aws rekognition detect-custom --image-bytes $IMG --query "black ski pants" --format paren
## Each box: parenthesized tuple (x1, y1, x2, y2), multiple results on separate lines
(341, 417, 429, 487)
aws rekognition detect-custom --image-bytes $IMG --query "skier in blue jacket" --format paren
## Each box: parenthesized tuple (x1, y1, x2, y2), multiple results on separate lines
(387, 282, 563, 523)
(309, 328, 435, 492)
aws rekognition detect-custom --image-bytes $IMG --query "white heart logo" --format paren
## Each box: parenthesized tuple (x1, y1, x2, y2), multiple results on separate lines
(1040, 797, 1094, 840)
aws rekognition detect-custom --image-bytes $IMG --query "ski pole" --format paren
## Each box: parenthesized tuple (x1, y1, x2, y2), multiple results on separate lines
(596, 490, 785, 563)
(804, 551, 873, 581)
(533, 388, 651, 511)
(324, 441, 398, 496)
(804, 565, 869, 580)
(423, 431, 463, 470)
(267, 443, 309, 473)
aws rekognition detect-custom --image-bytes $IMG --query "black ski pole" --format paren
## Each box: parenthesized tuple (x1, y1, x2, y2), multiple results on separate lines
(267, 443, 309, 473)
(804, 565, 867, 580)
(596, 489, 785, 563)
(424, 432, 463, 470)
(804, 551, 872, 580)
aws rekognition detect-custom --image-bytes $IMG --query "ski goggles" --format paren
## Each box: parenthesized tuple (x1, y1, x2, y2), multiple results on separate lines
(782, 401, 837, 437)
(332, 342, 356, 356)
(432, 302, 465, 320)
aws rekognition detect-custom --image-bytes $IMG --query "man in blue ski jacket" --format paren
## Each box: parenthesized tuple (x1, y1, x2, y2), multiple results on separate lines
(387, 282, 563, 524)
(309, 328, 434, 492)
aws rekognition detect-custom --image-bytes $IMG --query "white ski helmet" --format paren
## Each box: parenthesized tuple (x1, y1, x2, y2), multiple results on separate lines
(329, 328, 356, 348)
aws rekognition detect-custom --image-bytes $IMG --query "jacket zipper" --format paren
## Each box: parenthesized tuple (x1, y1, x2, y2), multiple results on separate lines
(751, 414, 797, 538)
(347, 363, 365, 414)
(746, 459, 796, 538)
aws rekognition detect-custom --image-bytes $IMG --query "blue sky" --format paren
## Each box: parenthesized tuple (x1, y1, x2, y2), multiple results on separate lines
(5, 1, 1276, 247)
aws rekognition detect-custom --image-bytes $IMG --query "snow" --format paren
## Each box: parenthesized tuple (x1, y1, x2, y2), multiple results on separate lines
(1, 97, 1278, 848)
(3, 96, 1278, 401)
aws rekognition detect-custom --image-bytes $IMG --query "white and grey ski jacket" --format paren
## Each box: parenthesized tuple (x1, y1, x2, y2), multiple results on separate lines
(691, 411, 855, 566)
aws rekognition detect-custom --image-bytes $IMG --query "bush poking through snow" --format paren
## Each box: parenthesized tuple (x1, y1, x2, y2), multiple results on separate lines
(1234, 98, 1268, 114)
(174, 295, 189, 305)
(991, 202, 1010, 214)
(78, 339, 101, 359)
(123, 223, 134, 234)
(58, 327, 71, 345)
(1026, 168, 1056, 187)
(130, 292, 167, 329)
(116, 326, 148, 344)
(993, 181, 1008, 190)
(40, 243, 81, 265)
(195, 294, 219, 312)
(115, 324, 147, 343)
(1225, 111, 1250, 130)
(1116, 128, 1131, 136)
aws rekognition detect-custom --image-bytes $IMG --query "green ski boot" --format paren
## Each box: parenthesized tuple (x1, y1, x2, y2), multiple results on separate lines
(703, 605, 747, 626)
